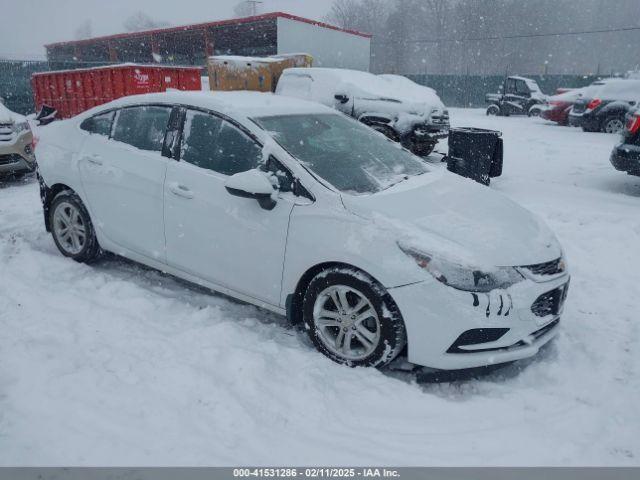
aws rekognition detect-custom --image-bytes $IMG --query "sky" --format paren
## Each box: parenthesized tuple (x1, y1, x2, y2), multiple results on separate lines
(0, 0, 332, 60)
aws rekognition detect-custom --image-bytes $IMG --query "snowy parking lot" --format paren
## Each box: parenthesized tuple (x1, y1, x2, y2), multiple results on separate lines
(1, 108, 639, 466)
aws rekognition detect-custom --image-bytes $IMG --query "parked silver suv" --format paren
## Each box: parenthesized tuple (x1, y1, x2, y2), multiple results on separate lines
(276, 68, 449, 156)
(0, 101, 36, 177)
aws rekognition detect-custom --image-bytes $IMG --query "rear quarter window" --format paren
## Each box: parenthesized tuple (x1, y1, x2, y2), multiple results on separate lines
(80, 111, 114, 137)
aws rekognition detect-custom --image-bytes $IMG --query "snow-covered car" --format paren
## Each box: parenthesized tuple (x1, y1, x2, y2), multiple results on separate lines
(485, 76, 546, 117)
(610, 104, 640, 176)
(568, 79, 640, 133)
(0, 102, 36, 177)
(36, 91, 569, 371)
(275, 68, 449, 156)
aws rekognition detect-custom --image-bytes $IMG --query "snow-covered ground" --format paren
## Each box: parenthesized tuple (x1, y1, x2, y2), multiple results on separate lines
(1, 109, 639, 466)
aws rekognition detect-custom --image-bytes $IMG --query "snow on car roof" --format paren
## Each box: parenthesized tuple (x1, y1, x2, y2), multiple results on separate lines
(283, 68, 444, 106)
(548, 86, 590, 102)
(89, 90, 334, 118)
(509, 76, 542, 92)
(589, 78, 640, 100)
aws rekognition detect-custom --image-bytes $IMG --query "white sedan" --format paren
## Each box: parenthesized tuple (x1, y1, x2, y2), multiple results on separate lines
(36, 91, 570, 370)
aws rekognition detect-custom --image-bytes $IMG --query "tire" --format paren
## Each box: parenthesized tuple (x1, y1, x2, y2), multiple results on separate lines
(302, 267, 407, 368)
(486, 105, 500, 116)
(368, 123, 400, 142)
(410, 141, 436, 157)
(49, 191, 101, 263)
(602, 115, 625, 134)
(528, 106, 542, 117)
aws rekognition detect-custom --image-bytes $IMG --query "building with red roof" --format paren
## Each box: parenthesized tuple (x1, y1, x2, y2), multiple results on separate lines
(45, 12, 371, 72)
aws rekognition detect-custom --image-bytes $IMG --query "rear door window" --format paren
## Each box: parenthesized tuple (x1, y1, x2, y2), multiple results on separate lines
(112, 105, 172, 152)
(80, 111, 114, 137)
(180, 109, 263, 176)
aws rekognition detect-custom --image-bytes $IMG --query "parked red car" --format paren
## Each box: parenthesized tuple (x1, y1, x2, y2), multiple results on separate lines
(541, 86, 592, 125)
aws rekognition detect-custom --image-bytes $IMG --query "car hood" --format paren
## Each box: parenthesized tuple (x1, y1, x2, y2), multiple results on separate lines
(0, 103, 25, 124)
(340, 170, 562, 268)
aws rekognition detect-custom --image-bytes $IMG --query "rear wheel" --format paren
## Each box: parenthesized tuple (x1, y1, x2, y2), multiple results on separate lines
(528, 106, 542, 117)
(302, 267, 407, 367)
(50, 191, 101, 263)
(602, 115, 625, 134)
(486, 105, 500, 116)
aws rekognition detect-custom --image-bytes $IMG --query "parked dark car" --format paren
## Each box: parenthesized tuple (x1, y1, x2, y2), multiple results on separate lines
(569, 79, 640, 133)
(486, 76, 546, 117)
(610, 106, 640, 176)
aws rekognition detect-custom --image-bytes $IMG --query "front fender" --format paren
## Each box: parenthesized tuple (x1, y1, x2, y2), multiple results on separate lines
(280, 203, 424, 305)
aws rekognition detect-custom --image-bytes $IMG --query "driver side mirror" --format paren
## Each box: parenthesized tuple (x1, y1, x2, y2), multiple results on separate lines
(225, 169, 277, 210)
(334, 94, 349, 104)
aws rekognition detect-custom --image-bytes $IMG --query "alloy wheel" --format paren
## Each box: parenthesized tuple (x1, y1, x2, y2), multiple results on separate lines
(53, 201, 86, 255)
(604, 118, 624, 134)
(312, 285, 381, 361)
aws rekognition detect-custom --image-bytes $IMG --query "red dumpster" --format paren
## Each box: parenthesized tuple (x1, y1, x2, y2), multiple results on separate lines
(31, 63, 202, 119)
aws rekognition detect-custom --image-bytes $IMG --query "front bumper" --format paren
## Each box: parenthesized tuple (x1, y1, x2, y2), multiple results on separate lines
(0, 131, 36, 175)
(610, 143, 640, 176)
(389, 271, 570, 370)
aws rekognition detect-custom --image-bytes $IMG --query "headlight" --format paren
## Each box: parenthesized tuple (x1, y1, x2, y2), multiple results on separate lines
(14, 121, 30, 134)
(399, 244, 523, 292)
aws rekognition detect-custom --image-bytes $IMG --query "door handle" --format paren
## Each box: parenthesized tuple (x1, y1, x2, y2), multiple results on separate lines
(85, 154, 103, 165)
(168, 182, 194, 199)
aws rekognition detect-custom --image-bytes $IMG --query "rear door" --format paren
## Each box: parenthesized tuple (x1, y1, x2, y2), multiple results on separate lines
(164, 108, 295, 306)
(78, 104, 173, 260)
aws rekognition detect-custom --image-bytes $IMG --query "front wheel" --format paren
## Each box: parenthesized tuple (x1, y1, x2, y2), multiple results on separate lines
(50, 191, 101, 263)
(302, 267, 407, 367)
(369, 123, 400, 142)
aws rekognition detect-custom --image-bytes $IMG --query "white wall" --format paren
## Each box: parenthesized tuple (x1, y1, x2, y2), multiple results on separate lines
(277, 17, 370, 72)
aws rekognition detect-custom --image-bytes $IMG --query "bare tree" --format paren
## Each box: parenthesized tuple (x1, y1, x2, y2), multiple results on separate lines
(123, 11, 170, 33)
(74, 19, 93, 40)
(325, 0, 388, 34)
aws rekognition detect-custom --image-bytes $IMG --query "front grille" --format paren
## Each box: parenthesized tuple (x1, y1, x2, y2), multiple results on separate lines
(531, 283, 569, 317)
(0, 123, 14, 142)
(0, 154, 23, 166)
(429, 115, 450, 125)
(521, 258, 565, 276)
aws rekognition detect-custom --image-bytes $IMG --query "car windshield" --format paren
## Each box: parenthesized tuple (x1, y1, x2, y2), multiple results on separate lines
(254, 113, 428, 194)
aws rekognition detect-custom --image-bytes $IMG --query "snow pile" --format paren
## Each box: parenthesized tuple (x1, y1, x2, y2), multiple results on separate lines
(1, 111, 639, 466)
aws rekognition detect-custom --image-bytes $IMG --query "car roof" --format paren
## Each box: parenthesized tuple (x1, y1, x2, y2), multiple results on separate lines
(90, 90, 334, 118)
(283, 67, 376, 80)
